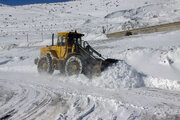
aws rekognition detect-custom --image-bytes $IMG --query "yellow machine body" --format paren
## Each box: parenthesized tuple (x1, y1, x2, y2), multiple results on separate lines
(40, 32, 76, 60)
(35, 31, 118, 77)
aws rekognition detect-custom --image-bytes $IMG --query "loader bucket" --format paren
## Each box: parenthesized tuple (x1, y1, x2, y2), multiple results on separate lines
(101, 58, 119, 71)
(84, 58, 119, 78)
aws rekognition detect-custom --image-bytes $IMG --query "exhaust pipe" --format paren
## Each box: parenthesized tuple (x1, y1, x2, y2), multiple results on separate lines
(52, 33, 54, 46)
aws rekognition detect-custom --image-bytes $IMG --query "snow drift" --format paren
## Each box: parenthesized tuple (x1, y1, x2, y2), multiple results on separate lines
(94, 60, 145, 89)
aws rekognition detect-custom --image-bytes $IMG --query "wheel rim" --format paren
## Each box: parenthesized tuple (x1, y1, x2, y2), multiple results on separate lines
(65, 56, 82, 76)
(67, 61, 81, 75)
(72, 64, 78, 70)
(42, 62, 47, 69)
(37, 55, 54, 74)
(39, 60, 47, 72)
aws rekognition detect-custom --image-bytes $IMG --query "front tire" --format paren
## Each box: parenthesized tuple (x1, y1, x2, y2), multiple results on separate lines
(65, 55, 83, 76)
(37, 55, 54, 74)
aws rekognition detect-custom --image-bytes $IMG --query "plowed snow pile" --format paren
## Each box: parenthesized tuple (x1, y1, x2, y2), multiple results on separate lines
(93, 61, 145, 88)
(68, 60, 145, 89)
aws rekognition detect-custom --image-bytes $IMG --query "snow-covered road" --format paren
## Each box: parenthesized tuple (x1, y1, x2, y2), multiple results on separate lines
(0, 71, 180, 120)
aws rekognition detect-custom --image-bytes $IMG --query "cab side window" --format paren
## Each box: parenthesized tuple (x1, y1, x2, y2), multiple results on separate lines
(62, 36, 66, 46)
(58, 36, 61, 46)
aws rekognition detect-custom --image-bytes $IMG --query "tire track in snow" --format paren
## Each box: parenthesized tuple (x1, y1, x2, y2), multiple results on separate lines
(1, 72, 180, 119)
(0, 79, 53, 120)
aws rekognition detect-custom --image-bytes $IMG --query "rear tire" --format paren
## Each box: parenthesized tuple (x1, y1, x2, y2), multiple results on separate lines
(37, 55, 54, 74)
(65, 55, 83, 76)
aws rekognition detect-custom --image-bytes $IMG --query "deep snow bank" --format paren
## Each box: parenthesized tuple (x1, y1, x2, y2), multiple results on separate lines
(144, 76, 180, 91)
(95, 60, 146, 89)
(160, 47, 180, 72)
(67, 60, 146, 89)
(119, 47, 180, 91)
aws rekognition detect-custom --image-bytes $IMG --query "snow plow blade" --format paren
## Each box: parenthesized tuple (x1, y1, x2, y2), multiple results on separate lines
(101, 58, 119, 71)
(84, 58, 119, 78)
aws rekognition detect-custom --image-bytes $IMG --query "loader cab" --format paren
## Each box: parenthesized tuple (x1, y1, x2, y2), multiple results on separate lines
(56, 32, 84, 47)
(67, 32, 84, 46)
(56, 32, 84, 59)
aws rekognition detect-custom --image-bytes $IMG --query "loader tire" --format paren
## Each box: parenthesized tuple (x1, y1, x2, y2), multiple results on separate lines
(37, 55, 54, 74)
(65, 55, 83, 76)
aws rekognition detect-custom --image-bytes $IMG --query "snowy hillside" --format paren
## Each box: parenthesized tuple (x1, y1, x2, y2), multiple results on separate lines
(0, 0, 180, 42)
(0, 0, 180, 120)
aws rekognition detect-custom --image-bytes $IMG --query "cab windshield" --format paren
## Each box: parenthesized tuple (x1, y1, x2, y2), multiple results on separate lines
(68, 33, 83, 46)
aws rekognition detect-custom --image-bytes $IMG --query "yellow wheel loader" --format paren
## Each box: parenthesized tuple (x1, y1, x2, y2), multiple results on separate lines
(34, 31, 118, 77)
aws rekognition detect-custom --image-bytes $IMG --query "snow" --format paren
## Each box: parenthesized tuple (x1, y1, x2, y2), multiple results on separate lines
(0, 0, 180, 119)
(92, 61, 145, 89)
